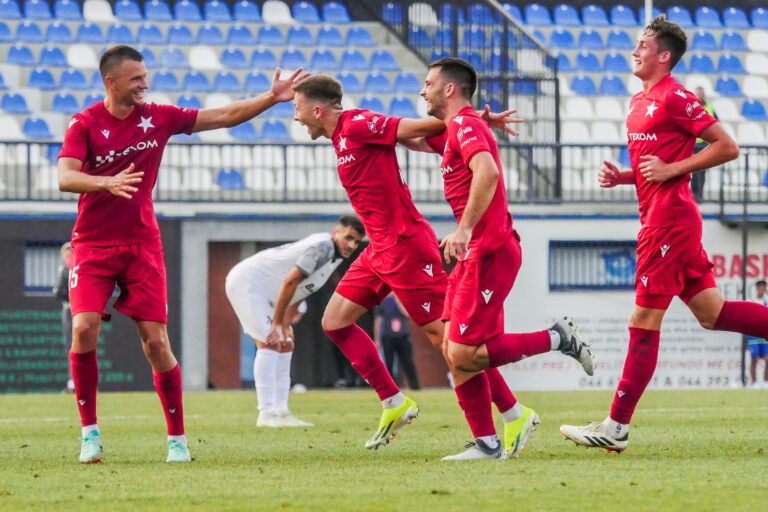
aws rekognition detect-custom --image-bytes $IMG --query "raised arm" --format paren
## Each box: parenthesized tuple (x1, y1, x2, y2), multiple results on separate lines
(58, 157, 144, 199)
(396, 117, 446, 142)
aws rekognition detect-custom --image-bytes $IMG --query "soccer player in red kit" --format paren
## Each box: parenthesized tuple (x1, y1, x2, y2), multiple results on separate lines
(291, 75, 526, 451)
(416, 58, 594, 460)
(559, 17, 768, 452)
(58, 45, 309, 464)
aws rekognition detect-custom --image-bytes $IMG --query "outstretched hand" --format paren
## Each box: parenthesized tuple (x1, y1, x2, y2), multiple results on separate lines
(271, 67, 311, 103)
(479, 105, 523, 136)
(106, 163, 143, 199)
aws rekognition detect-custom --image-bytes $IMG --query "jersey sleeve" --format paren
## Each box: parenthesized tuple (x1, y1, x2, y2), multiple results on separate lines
(454, 116, 493, 166)
(58, 115, 90, 162)
(666, 88, 718, 138)
(153, 103, 199, 135)
(425, 133, 447, 156)
(344, 110, 402, 147)
(294, 239, 334, 277)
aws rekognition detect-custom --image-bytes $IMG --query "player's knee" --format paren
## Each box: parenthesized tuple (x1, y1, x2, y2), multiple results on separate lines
(696, 312, 719, 330)
(142, 333, 170, 355)
(444, 343, 481, 372)
(72, 318, 99, 343)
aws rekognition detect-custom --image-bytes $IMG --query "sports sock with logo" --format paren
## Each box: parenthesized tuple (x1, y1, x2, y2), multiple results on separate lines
(454, 372, 495, 438)
(275, 351, 292, 411)
(485, 330, 552, 368)
(484, 367, 517, 414)
(70, 349, 99, 427)
(610, 327, 660, 424)
(153, 363, 184, 436)
(714, 300, 768, 338)
(254, 348, 279, 411)
(325, 324, 400, 401)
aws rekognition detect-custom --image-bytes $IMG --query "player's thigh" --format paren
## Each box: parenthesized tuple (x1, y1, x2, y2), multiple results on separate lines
(322, 292, 371, 331)
(69, 244, 120, 320)
(327, 250, 387, 329)
(685, 287, 724, 329)
(114, 241, 168, 323)
(226, 284, 272, 342)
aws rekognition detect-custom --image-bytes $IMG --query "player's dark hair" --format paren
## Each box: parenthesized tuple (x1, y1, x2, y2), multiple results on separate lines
(644, 15, 687, 71)
(337, 215, 365, 237)
(99, 45, 144, 79)
(428, 57, 477, 100)
(293, 75, 343, 105)
(757, 280, 767, 287)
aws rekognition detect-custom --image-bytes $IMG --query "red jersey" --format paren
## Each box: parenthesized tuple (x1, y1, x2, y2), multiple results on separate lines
(427, 107, 513, 259)
(627, 74, 717, 227)
(59, 101, 198, 245)
(332, 109, 431, 252)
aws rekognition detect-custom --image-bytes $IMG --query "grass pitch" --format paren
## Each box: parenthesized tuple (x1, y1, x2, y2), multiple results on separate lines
(1, 389, 766, 511)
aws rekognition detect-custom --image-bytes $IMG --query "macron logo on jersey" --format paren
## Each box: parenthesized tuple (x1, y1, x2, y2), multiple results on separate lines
(640, 276, 649, 287)
(453, 116, 464, 125)
(95, 139, 158, 167)
(459, 323, 468, 334)
(101, 129, 110, 139)
(481, 289, 493, 304)
(421, 302, 431, 313)
(68, 118, 79, 129)
(422, 264, 433, 277)
(352, 114, 365, 121)
(660, 244, 670, 257)
(628, 132, 657, 141)
(674, 89, 687, 99)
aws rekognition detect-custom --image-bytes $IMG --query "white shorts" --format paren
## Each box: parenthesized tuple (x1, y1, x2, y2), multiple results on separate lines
(225, 276, 274, 342)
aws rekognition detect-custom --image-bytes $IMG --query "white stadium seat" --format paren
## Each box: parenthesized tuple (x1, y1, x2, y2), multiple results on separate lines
(561, 121, 590, 143)
(742, 76, 768, 98)
(684, 74, 714, 97)
(747, 30, 768, 52)
(289, 121, 312, 142)
(409, 2, 439, 27)
(745, 53, 768, 76)
(562, 97, 594, 120)
(710, 98, 742, 122)
(67, 44, 98, 69)
(83, 0, 115, 22)
(189, 46, 223, 71)
(591, 121, 623, 143)
(145, 92, 173, 105)
(625, 74, 642, 95)
(0, 115, 24, 139)
(262, 0, 293, 24)
(594, 97, 625, 121)
(720, 122, 736, 139)
(204, 93, 231, 109)
(736, 122, 766, 145)
(198, 128, 232, 142)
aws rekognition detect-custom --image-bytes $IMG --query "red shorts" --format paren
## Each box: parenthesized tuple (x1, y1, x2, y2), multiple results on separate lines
(335, 229, 447, 326)
(635, 224, 716, 309)
(444, 233, 522, 345)
(69, 238, 168, 323)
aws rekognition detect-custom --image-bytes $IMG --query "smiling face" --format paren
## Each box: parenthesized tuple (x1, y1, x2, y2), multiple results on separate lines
(420, 67, 449, 120)
(104, 58, 148, 107)
(631, 30, 670, 80)
(293, 92, 326, 140)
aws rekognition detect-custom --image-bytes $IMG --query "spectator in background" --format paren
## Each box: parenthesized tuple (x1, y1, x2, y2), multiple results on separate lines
(53, 242, 74, 393)
(691, 87, 718, 203)
(374, 294, 420, 390)
(749, 280, 768, 389)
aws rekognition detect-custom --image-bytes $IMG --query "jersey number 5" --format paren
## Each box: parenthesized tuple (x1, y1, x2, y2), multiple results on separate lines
(69, 266, 80, 289)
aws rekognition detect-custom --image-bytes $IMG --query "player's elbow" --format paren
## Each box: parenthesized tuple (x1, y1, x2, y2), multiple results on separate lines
(725, 139, 740, 162)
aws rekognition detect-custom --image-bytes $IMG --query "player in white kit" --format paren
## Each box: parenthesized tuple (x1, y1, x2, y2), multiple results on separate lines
(225, 216, 365, 427)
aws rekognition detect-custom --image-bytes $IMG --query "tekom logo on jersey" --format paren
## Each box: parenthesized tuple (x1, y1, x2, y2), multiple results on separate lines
(628, 132, 657, 141)
(337, 154, 356, 166)
(94, 139, 158, 167)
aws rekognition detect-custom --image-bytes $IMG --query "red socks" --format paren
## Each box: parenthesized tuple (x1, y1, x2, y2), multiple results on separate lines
(153, 364, 185, 436)
(485, 330, 551, 368)
(70, 350, 99, 426)
(610, 327, 660, 424)
(485, 367, 517, 413)
(714, 300, 768, 338)
(454, 372, 495, 438)
(325, 324, 400, 401)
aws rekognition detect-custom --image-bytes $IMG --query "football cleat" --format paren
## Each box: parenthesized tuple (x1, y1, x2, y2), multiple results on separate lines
(365, 396, 419, 450)
(274, 409, 314, 427)
(503, 405, 540, 458)
(166, 440, 191, 463)
(560, 422, 628, 453)
(256, 410, 281, 428)
(551, 317, 595, 376)
(79, 430, 102, 464)
(442, 438, 503, 461)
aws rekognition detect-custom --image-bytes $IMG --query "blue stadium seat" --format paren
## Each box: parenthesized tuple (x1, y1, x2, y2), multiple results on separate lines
(502, 3, 522, 22)
(547, 52, 571, 72)
(0, 21, 10, 42)
(160, 47, 188, 68)
(216, 169, 247, 190)
(694, 6, 721, 28)
(336, 71, 362, 93)
(137, 23, 164, 44)
(430, 50, 450, 62)
(137, 46, 157, 67)
(458, 51, 482, 70)
(689, 53, 715, 73)
(672, 58, 687, 74)
(145, 0, 172, 21)
(393, 73, 420, 94)
(244, 71, 270, 92)
(0, 0, 21, 19)
(29, 68, 57, 90)
(115, 0, 143, 21)
(44, 143, 61, 163)
(364, 72, 391, 93)
(266, 101, 293, 117)
(721, 31, 747, 51)
(317, 25, 343, 46)
(46, 21, 73, 42)
(742, 99, 768, 121)
(690, 30, 717, 51)
(723, 7, 750, 29)
(310, 49, 339, 70)
(233, 0, 261, 22)
(550, 28, 575, 49)
(666, 6, 694, 28)
(463, 27, 487, 48)
(172, 132, 200, 142)
(83, 93, 104, 108)
(715, 76, 742, 97)
(177, 93, 202, 109)
(638, 6, 662, 23)
(89, 69, 101, 88)
(174, 0, 201, 21)
(579, 29, 604, 49)
(17, 21, 44, 43)
(183, 71, 210, 92)
(198, 23, 224, 44)
(213, 71, 241, 92)
(409, 27, 431, 48)
(107, 23, 135, 43)
(1, 92, 29, 114)
(24, 0, 51, 19)
(346, 26, 374, 46)
(340, 49, 368, 70)
(389, 96, 417, 117)
(230, 122, 259, 141)
(600, 75, 628, 95)
(512, 77, 539, 95)
(293, 1, 320, 23)
(0, 71, 6, 89)
(468, 2, 497, 25)
(280, 49, 307, 70)
(77, 22, 105, 43)
(523, 30, 546, 48)
(610, 5, 637, 26)
(753, 8, 768, 29)
(221, 47, 247, 68)
(204, 0, 231, 21)
(486, 51, 515, 73)
(439, 3, 465, 25)
(40, 46, 67, 67)
(571, 75, 597, 95)
(382, 2, 401, 24)
(322, 1, 351, 23)
(618, 146, 631, 168)
(23, 118, 53, 139)
(261, 119, 291, 141)
(168, 24, 194, 45)
(257, 25, 283, 45)
(718, 54, 745, 74)
(607, 29, 633, 49)
(434, 28, 454, 48)
(359, 95, 384, 112)
(153, 71, 181, 91)
(250, 48, 277, 69)
(581, 4, 608, 26)
(8, 44, 35, 66)
(54, 0, 81, 19)
(60, 68, 88, 90)
(553, 4, 580, 26)
(228, 24, 255, 45)
(604, 52, 630, 72)
(52, 92, 80, 114)
(370, 50, 398, 71)
(576, 51, 601, 72)
(287, 26, 314, 46)
(525, 3, 551, 25)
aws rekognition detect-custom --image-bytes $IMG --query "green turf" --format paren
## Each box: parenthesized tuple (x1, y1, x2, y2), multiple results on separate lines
(1, 389, 766, 511)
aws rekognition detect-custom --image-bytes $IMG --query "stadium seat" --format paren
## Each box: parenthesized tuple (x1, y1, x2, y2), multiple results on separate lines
(673, 58, 687, 74)
(0, 21, 9, 42)
(204, 0, 230, 21)
(581, 4, 608, 26)
(579, 29, 604, 49)
(310, 49, 339, 70)
(721, 31, 747, 51)
(317, 25, 343, 46)
(266, 101, 293, 117)
(46, 21, 73, 42)
(346, 26, 374, 46)
(525, 3, 551, 25)
(340, 49, 368, 70)
(439, 3, 465, 25)
(55, 0, 82, 19)
(52, 92, 79, 114)
(83, 92, 103, 108)
(322, 1, 351, 23)
(68, 44, 98, 68)
(715, 76, 742, 97)
(550, 28, 575, 49)
(287, 26, 314, 46)
(393, 73, 420, 94)
(610, 5, 637, 26)
(221, 47, 247, 68)
(216, 169, 247, 190)
(107, 23, 134, 43)
(594, 97, 625, 121)
(501, 3, 522, 22)
(60, 68, 88, 89)
(464, 27, 487, 48)
(694, 6, 721, 28)
(293, 1, 320, 22)
(1, 92, 30, 114)
(189, 45, 221, 71)
(512, 76, 540, 95)
(389, 96, 417, 118)
(571, 75, 597, 95)
(407, 2, 437, 27)
(718, 54, 745, 74)
(603, 52, 630, 72)
(691, 30, 717, 51)
(153, 71, 181, 91)
(168, 23, 194, 45)
(409, 27, 431, 47)
(432, 27, 454, 48)
(638, 5, 662, 23)
(244, 71, 270, 92)
(25, 0, 51, 19)
(747, 30, 768, 52)
(430, 49, 450, 62)
(364, 72, 391, 93)
(458, 51, 482, 70)
(753, 8, 768, 29)
(562, 97, 594, 119)
(607, 29, 633, 49)
(0, 0, 21, 18)
(23, 118, 53, 139)
(553, 3, 580, 25)
(89, 69, 101, 88)
(262, 0, 292, 24)
(137, 23, 164, 44)
(736, 121, 765, 145)
(17, 21, 44, 43)
(83, 0, 115, 21)
(600, 75, 628, 95)
(177, 93, 202, 109)
(359, 95, 384, 112)
(370, 50, 399, 71)
(468, 2, 497, 25)
(742, 76, 768, 99)
(336, 71, 361, 93)
(382, 2, 402, 24)
(114, 0, 142, 21)
(174, 0, 201, 21)
(576, 51, 601, 72)
(77, 22, 105, 43)
(710, 98, 740, 121)
(666, 6, 694, 28)
(689, 53, 715, 73)
(257, 24, 283, 45)
(39, 46, 67, 67)
(144, 0, 171, 21)
(29, 68, 57, 90)
(548, 52, 571, 72)
(742, 99, 768, 120)
(591, 121, 622, 143)
(137, 46, 157, 67)
(226, 24, 254, 44)
(198, 23, 224, 44)
(233, 0, 261, 22)
(251, 48, 277, 69)
(723, 7, 750, 29)
(683, 74, 714, 97)
(561, 121, 590, 143)
(183, 71, 210, 92)
(8, 43, 34, 66)
(280, 49, 307, 70)
(261, 119, 291, 141)
(160, 47, 188, 68)
(212, 71, 240, 92)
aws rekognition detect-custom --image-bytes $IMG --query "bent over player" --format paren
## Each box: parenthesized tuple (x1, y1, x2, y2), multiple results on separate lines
(58, 45, 308, 463)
